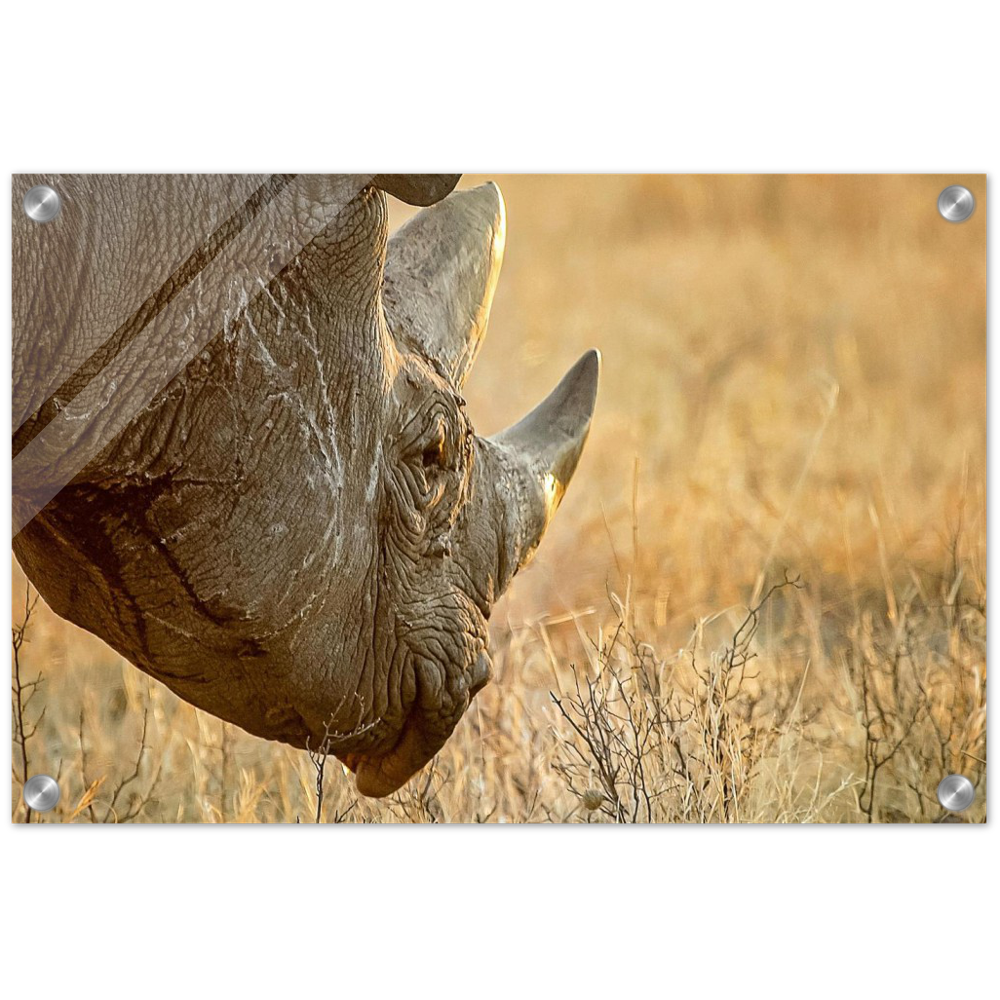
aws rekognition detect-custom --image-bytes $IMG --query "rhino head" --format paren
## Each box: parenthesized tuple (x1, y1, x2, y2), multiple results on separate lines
(12, 173, 599, 797)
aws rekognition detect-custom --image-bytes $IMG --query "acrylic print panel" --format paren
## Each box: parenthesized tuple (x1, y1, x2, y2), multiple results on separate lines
(11, 174, 985, 824)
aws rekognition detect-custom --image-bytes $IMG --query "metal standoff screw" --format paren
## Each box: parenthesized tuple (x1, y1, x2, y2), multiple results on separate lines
(937, 185, 975, 223)
(23, 774, 61, 813)
(936, 774, 975, 813)
(23, 184, 62, 223)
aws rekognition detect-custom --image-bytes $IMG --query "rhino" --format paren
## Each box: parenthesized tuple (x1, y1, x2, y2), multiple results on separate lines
(11, 173, 599, 797)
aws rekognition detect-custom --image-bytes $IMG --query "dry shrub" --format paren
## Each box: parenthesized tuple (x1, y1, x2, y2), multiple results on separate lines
(547, 561, 985, 823)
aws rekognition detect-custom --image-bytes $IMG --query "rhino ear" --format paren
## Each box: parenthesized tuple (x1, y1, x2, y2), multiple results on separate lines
(374, 174, 461, 206)
(382, 182, 505, 389)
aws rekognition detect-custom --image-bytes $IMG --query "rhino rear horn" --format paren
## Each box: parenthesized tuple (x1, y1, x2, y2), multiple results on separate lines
(382, 182, 506, 389)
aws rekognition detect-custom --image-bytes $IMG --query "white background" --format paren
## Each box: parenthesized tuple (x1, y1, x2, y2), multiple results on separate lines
(2, 0, 998, 163)
(4, 831, 997, 1000)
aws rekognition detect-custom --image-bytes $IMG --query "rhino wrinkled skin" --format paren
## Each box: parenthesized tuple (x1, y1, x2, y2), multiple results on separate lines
(12, 174, 599, 797)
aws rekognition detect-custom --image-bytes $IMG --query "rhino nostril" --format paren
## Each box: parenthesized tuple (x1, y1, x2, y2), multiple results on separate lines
(427, 534, 451, 558)
(468, 652, 493, 699)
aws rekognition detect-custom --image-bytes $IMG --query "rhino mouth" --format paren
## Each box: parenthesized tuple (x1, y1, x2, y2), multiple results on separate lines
(341, 714, 434, 798)
(339, 651, 493, 797)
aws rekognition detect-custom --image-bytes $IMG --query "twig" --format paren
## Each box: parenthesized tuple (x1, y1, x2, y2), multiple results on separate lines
(11, 583, 42, 823)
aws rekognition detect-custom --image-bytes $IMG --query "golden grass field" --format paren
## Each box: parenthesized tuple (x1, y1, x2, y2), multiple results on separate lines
(11, 174, 986, 823)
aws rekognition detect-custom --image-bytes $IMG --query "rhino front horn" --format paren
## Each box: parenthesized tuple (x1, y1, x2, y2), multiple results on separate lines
(491, 349, 601, 566)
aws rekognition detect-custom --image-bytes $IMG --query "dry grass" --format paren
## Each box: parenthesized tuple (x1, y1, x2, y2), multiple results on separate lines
(11, 174, 986, 823)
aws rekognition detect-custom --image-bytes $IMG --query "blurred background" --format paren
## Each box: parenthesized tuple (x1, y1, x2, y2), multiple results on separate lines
(12, 175, 986, 823)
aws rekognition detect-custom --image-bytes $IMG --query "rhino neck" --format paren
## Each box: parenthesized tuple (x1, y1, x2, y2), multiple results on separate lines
(12, 182, 398, 746)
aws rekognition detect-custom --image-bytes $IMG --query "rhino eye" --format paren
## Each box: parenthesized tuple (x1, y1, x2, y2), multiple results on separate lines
(421, 442, 445, 470)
